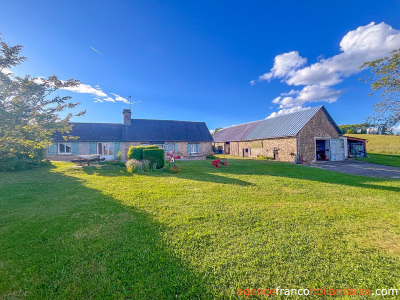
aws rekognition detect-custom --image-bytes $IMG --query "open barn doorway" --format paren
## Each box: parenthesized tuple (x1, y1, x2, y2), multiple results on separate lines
(316, 139, 329, 161)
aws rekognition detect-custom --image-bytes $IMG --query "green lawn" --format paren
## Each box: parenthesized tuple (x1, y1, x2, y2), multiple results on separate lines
(345, 134, 400, 167)
(1, 159, 399, 298)
(356, 153, 400, 168)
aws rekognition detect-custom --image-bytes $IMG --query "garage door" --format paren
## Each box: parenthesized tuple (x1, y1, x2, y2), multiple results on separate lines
(330, 139, 345, 161)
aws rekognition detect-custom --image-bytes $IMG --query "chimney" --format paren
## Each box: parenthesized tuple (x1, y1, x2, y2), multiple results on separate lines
(123, 109, 131, 125)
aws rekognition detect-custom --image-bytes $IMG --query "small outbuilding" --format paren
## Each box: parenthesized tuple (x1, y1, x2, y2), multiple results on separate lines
(213, 105, 350, 164)
(346, 136, 367, 158)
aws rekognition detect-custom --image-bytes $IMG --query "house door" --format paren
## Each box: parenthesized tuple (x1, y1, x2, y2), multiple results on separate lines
(330, 139, 345, 161)
(97, 142, 114, 160)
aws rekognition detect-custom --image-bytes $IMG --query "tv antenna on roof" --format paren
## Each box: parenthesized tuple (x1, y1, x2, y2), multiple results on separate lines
(128, 95, 132, 111)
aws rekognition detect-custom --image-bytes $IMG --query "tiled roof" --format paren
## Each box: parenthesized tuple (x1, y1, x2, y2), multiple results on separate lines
(123, 119, 213, 142)
(53, 119, 213, 142)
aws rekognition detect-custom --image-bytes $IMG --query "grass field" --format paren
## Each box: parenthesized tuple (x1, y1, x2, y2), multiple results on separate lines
(345, 134, 400, 167)
(1, 158, 399, 298)
(346, 134, 400, 155)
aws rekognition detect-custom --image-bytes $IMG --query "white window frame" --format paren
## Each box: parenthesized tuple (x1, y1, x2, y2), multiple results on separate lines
(188, 143, 200, 154)
(58, 142, 72, 155)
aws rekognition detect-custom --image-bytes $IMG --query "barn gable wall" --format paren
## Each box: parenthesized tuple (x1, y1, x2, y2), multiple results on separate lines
(298, 109, 340, 163)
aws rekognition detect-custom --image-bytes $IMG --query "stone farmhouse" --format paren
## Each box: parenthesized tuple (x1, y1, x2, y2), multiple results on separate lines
(213, 106, 349, 164)
(47, 109, 213, 161)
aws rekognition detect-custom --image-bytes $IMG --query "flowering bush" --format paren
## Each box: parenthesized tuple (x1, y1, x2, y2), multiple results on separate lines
(125, 159, 142, 173)
(163, 161, 181, 174)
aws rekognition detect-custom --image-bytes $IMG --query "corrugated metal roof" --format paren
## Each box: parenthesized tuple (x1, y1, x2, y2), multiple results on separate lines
(53, 119, 213, 142)
(212, 106, 341, 142)
(212, 120, 261, 142)
(245, 106, 323, 140)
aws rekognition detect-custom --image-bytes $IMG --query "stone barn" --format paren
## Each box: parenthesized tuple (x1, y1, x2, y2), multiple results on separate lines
(213, 106, 347, 164)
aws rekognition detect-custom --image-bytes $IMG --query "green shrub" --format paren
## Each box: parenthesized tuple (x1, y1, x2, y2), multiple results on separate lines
(141, 159, 151, 172)
(0, 145, 48, 172)
(206, 154, 217, 159)
(143, 149, 165, 168)
(127, 145, 158, 160)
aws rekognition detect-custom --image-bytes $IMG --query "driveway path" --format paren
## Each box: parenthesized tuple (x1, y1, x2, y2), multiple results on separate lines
(312, 160, 400, 179)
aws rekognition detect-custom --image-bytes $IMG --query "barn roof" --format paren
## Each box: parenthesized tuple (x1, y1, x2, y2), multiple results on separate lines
(212, 106, 341, 142)
(212, 120, 261, 142)
(53, 119, 213, 142)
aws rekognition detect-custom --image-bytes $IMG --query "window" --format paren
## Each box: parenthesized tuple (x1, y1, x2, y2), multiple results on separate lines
(165, 143, 177, 153)
(188, 143, 200, 154)
(58, 142, 72, 154)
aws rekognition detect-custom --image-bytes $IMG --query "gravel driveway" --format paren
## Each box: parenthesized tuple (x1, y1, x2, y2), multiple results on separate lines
(311, 160, 400, 179)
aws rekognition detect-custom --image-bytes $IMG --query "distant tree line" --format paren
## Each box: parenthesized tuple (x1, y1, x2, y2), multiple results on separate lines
(339, 123, 394, 135)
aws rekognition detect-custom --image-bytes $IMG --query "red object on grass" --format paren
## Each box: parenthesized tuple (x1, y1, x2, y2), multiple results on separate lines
(211, 159, 220, 168)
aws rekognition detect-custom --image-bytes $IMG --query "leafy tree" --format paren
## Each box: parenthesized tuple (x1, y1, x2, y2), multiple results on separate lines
(212, 127, 223, 135)
(361, 48, 400, 128)
(0, 37, 84, 171)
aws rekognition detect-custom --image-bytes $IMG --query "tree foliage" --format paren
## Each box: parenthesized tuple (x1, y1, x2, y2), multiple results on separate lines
(338, 123, 369, 134)
(361, 48, 400, 127)
(212, 127, 223, 135)
(0, 37, 84, 171)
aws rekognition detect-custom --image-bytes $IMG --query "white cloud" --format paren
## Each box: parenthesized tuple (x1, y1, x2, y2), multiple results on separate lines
(62, 83, 108, 98)
(1, 68, 13, 74)
(266, 106, 310, 119)
(263, 22, 400, 87)
(258, 51, 307, 82)
(2, 68, 129, 105)
(61, 83, 135, 104)
(271, 85, 343, 109)
(257, 22, 400, 117)
(250, 80, 256, 86)
(110, 93, 130, 104)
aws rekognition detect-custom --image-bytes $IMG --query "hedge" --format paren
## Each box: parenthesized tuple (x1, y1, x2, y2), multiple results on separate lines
(127, 145, 158, 160)
(143, 149, 165, 169)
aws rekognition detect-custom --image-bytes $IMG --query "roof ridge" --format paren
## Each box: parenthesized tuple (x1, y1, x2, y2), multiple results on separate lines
(131, 118, 206, 123)
(265, 105, 323, 121)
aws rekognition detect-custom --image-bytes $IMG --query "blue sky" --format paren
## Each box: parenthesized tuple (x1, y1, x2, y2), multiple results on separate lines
(1, 0, 400, 130)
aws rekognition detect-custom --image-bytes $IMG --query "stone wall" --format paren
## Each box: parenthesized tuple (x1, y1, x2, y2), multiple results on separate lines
(47, 142, 90, 161)
(124, 141, 212, 160)
(298, 109, 340, 163)
(260, 138, 297, 162)
(214, 138, 297, 162)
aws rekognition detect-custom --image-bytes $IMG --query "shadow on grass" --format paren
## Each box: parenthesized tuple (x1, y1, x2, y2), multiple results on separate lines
(0, 166, 210, 299)
(143, 158, 400, 193)
(82, 162, 254, 186)
(78, 158, 400, 192)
